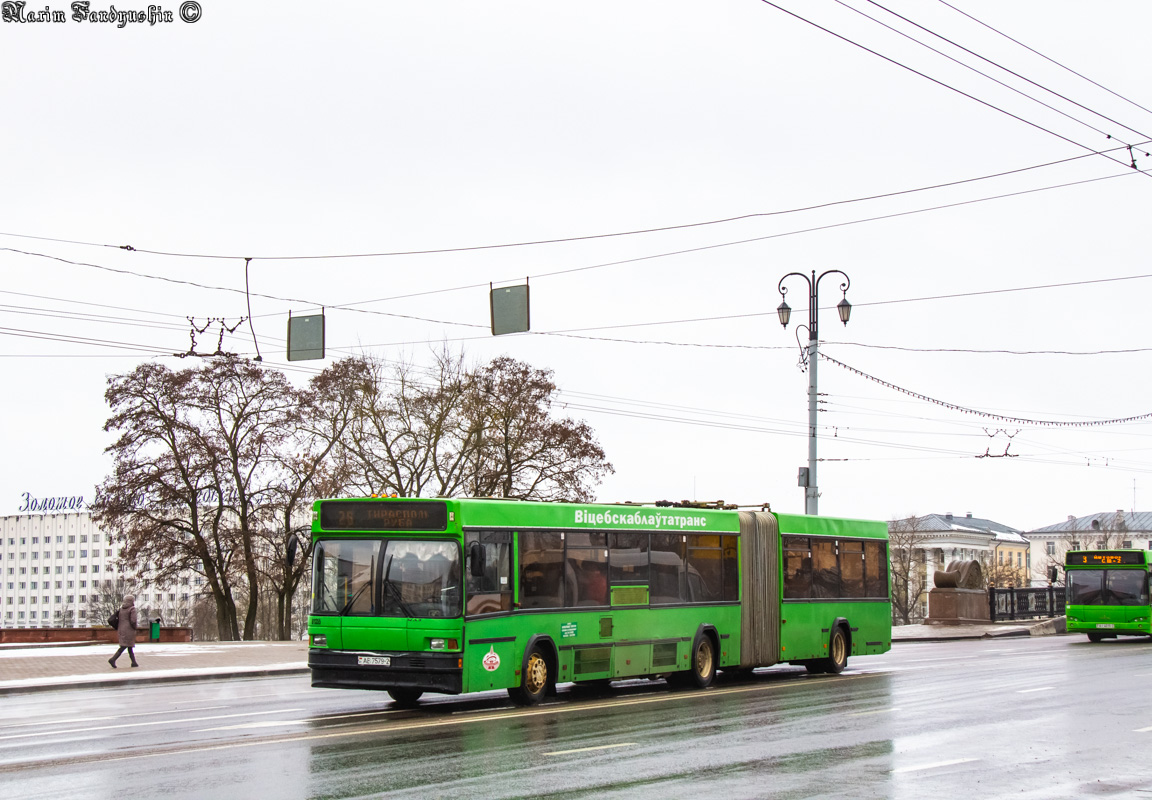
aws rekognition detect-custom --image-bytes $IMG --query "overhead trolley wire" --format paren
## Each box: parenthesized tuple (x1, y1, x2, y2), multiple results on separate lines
(757, 0, 1152, 180)
(834, 0, 1152, 145)
(937, 0, 1152, 120)
(858, 0, 1152, 142)
(0, 145, 1141, 267)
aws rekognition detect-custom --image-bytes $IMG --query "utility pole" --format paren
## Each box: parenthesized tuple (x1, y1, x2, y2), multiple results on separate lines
(777, 270, 852, 515)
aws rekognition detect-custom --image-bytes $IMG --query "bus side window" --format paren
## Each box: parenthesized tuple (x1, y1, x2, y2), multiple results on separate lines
(518, 531, 564, 609)
(465, 531, 513, 616)
(686, 534, 722, 602)
(840, 540, 865, 598)
(864, 540, 888, 599)
(567, 547, 608, 607)
(810, 539, 840, 598)
(782, 536, 812, 598)
(721, 535, 739, 601)
(650, 534, 686, 604)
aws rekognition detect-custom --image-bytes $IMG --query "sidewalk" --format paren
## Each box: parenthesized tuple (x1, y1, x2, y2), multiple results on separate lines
(0, 640, 308, 695)
(892, 616, 1066, 642)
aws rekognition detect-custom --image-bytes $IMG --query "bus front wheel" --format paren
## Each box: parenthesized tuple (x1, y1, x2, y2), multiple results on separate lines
(509, 647, 550, 706)
(1087, 633, 1104, 643)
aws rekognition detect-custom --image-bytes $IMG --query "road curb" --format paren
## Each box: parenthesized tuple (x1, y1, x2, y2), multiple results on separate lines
(893, 617, 1067, 643)
(893, 629, 1031, 643)
(0, 665, 311, 696)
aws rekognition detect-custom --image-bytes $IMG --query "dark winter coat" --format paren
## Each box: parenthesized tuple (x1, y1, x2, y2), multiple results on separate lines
(116, 597, 139, 648)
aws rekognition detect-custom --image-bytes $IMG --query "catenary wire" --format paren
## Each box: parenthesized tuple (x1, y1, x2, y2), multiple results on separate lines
(936, 0, 1152, 120)
(0, 145, 1140, 265)
(858, 0, 1152, 142)
(834, 0, 1147, 144)
(757, 0, 1152, 179)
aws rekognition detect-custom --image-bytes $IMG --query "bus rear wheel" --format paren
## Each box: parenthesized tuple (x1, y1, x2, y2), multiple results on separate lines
(688, 634, 717, 689)
(509, 647, 550, 706)
(809, 627, 849, 674)
(387, 688, 424, 706)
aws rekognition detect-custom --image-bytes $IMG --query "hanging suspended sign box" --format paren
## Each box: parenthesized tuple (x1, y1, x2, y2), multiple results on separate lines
(287, 312, 325, 361)
(490, 282, 529, 336)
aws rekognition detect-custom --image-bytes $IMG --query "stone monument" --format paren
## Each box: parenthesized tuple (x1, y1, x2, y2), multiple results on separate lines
(925, 559, 990, 624)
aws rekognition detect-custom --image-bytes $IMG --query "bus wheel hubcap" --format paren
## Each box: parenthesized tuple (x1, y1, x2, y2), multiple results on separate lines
(525, 654, 547, 694)
(696, 641, 713, 676)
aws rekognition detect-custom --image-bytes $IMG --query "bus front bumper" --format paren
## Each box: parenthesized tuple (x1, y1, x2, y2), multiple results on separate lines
(308, 649, 463, 694)
(1067, 620, 1152, 636)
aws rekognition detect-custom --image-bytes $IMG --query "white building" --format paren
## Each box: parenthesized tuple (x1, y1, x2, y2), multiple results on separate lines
(0, 508, 197, 629)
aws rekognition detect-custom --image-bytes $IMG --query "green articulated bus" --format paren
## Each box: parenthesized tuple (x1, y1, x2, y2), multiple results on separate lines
(306, 497, 891, 706)
(1064, 549, 1152, 642)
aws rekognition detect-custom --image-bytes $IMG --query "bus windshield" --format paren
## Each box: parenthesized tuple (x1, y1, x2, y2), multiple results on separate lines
(313, 539, 462, 619)
(1068, 568, 1149, 606)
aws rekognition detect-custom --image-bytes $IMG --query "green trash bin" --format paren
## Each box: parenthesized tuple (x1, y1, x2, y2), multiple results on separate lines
(150, 618, 161, 642)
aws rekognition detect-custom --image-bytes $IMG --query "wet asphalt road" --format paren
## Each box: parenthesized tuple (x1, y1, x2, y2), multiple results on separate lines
(3, 635, 1152, 799)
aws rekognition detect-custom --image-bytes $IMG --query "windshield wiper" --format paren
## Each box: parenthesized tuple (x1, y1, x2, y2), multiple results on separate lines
(317, 577, 337, 612)
(382, 554, 416, 618)
(339, 580, 372, 616)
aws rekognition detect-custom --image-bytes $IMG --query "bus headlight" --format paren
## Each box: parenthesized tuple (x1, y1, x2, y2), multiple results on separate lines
(430, 638, 445, 650)
(1067, 616, 1078, 622)
(312, 634, 327, 646)
(429, 638, 458, 651)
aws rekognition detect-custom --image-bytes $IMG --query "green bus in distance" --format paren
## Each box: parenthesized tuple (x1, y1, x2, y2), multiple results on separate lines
(306, 497, 891, 706)
(1064, 549, 1152, 642)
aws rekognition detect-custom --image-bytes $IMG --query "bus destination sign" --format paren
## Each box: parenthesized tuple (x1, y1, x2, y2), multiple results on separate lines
(319, 500, 448, 531)
(1065, 550, 1145, 566)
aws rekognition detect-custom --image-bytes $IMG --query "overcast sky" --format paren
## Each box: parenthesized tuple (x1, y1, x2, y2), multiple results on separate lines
(3, 1, 1151, 531)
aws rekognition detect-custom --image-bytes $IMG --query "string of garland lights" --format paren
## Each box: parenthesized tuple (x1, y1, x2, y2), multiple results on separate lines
(820, 352, 1152, 428)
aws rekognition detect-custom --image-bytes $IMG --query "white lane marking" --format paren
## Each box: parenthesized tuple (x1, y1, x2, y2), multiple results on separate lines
(306, 710, 399, 723)
(849, 707, 901, 717)
(196, 720, 308, 732)
(1017, 687, 1054, 694)
(892, 758, 979, 774)
(545, 742, 637, 756)
(893, 659, 976, 668)
(1133, 725, 1152, 732)
(0, 709, 305, 742)
(0, 706, 229, 730)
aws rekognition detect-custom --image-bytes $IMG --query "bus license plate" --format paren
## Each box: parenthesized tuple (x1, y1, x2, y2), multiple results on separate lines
(1096, 623, 1115, 629)
(358, 656, 391, 666)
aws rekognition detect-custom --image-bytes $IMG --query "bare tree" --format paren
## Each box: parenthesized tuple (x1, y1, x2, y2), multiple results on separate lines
(338, 351, 613, 501)
(92, 357, 294, 641)
(888, 515, 935, 625)
(258, 358, 366, 639)
(470, 356, 613, 501)
(190, 355, 297, 641)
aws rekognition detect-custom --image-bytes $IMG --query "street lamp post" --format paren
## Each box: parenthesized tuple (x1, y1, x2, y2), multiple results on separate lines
(776, 270, 851, 515)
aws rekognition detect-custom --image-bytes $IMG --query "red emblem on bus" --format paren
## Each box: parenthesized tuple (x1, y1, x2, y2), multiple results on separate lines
(482, 646, 500, 672)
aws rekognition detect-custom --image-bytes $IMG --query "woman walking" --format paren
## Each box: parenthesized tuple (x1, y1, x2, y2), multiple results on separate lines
(109, 595, 139, 668)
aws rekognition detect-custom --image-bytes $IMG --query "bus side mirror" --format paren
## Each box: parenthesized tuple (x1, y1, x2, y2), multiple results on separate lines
(1047, 566, 1059, 583)
(469, 541, 486, 578)
(287, 534, 299, 568)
